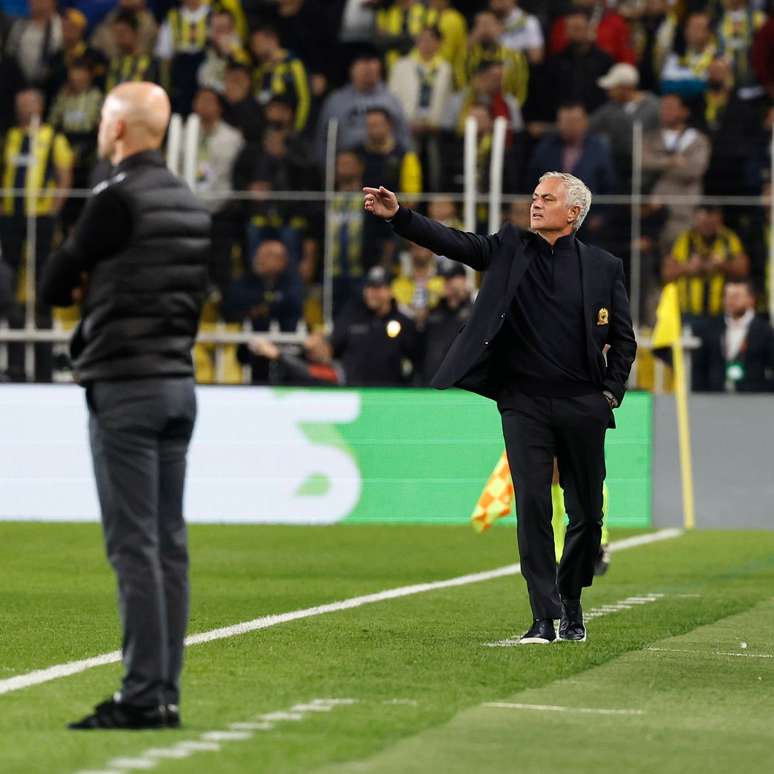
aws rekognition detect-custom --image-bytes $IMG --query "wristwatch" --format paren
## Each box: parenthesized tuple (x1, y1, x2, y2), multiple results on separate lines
(602, 390, 618, 408)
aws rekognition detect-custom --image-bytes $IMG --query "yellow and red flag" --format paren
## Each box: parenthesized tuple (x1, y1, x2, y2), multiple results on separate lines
(470, 451, 514, 533)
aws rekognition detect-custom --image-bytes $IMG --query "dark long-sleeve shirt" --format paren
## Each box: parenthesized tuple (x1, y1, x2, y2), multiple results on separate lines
(40, 166, 132, 307)
(497, 233, 595, 400)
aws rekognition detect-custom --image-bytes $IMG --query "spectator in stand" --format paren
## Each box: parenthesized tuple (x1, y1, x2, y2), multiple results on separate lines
(375, 0, 429, 75)
(426, 0, 468, 90)
(444, 59, 523, 135)
(660, 11, 718, 99)
(526, 102, 617, 198)
(392, 242, 445, 324)
(663, 205, 750, 320)
(589, 62, 660, 187)
(427, 197, 463, 230)
(543, 7, 615, 113)
(328, 150, 396, 316)
(315, 48, 410, 168)
(0, 89, 72, 381)
(197, 9, 250, 95)
(702, 57, 765, 198)
(190, 87, 244, 292)
(271, 0, 336, 98)
(466, 9, 529, 107)
(222, 61, 263, 142)
(751, 8, 774, 99)
(241, 117, 321, 285)
(105, 10, 160, 91)
(330, 265, 420, 386)
(388, 26, 452, 192)
(717, 0, 766, 93)
(46, 9, 105, 102)
(642, 92, 711, 252)
(243, 332, 343, 386)
(156, 0, 212, 114)
(627, 0, 671, 92)
(421, 261, 472, 384)
(5, 0, 62, 89)
(0, 10, 22, 131)
(1, 89, 73, 277)
(490, 0, 544, 64)
(222, 238, 303, 332)
(48, 57, 102, 229)
(91, 0, 158, 60)
(353, 107, 422, 204)
(550, 0, 635, 65)
(250, 22, 311, 134)
(692, 280, 774, 392)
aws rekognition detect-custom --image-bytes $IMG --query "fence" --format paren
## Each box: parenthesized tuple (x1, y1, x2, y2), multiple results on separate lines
(0, 117, 771, 385)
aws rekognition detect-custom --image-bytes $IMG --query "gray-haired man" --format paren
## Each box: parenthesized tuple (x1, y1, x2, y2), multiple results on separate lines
(364, 172, 636, 643)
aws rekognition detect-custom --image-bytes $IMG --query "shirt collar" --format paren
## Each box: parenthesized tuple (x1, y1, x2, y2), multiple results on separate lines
(116, 149, 166, 173)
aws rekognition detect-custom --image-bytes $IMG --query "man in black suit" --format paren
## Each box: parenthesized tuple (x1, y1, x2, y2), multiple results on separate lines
(364, 172, 636, 644)
(692, 280, 774, 393)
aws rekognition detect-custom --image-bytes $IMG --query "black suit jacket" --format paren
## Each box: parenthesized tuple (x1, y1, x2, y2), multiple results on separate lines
(389, 207, 637, 418)
(692, 315, 774, 393)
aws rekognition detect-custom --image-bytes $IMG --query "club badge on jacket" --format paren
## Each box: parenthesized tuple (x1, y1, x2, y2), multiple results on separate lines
(597, 308, 609, 326)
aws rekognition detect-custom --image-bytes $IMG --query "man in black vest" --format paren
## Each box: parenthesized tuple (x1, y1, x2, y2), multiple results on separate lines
(41, 82, 210, 728)
(364, 173, 636, 644)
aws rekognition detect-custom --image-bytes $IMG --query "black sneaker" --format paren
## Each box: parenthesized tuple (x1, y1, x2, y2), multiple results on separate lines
(68, 698, 168, 730)
(558, 599, 586, 642)
(165, 704, 181, 728)
(594, 544, 611, 576)
(518, 618, 557, 645)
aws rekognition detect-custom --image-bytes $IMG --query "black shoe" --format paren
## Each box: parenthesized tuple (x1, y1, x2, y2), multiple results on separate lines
(165, 703, 181, 728)
(68, 698, 168, 730)
(558, 599, 586, 642)
(518, 618, 557, 645)
(594, 544, 611, 576)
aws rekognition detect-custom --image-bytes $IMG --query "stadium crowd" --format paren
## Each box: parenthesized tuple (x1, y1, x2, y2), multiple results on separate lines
(0, 0, 773, 391)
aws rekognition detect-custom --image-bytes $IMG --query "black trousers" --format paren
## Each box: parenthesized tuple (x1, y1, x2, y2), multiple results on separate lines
(87, 377, 197, 707)
(500, 392, 608, 620)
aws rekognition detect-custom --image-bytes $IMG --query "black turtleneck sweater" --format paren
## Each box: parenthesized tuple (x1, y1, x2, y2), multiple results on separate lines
(496, 232, 595, 402)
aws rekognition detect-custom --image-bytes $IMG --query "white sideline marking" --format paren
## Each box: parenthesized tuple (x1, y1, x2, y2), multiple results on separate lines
(0, 528, 682, 698)
(107, 760, 156, 770)
(201, 731, 253, 741)
(484, 702, 644, 716)
(229, 721, 274, 731)
(74, 699, 358, 774)
(648, 647, 774, 659)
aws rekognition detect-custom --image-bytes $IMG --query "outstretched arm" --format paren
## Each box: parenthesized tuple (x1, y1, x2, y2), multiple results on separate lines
(363, 186, 500, 272)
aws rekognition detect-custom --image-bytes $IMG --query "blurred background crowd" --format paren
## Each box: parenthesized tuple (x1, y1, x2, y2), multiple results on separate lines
(0, 0, 772, 391)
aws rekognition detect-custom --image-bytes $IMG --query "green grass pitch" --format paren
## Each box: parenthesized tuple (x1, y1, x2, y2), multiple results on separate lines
(1, 523, 773, 773)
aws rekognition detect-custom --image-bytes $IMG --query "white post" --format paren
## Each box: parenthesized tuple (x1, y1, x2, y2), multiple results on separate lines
(24, 115, 41, 381)
(769, 123, 774, 321)
(322, 118, 339, 331)
(166, 114, 183, 175)
(463, 115, 477, 233)
(630, 121, 643, 329)
(182, 114, 200, 190)
(488, 117, 508, 235)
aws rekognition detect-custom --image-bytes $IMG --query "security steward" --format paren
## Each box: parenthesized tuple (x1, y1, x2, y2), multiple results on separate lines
(330, 265, 420, 386)
(40, 82, 211, 729)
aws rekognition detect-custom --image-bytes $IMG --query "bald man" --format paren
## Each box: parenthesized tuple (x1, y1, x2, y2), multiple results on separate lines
(41, 83, 211, 730)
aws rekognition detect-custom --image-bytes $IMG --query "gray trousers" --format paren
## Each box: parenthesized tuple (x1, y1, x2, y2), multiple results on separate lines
(87, 377, 196, 708)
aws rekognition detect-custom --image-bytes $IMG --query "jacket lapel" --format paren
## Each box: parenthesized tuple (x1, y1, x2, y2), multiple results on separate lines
(577, 239, 595, 362)
(505, 231, 534, 299)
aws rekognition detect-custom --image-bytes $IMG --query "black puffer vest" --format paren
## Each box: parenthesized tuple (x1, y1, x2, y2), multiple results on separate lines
(71, 151, 211, 383)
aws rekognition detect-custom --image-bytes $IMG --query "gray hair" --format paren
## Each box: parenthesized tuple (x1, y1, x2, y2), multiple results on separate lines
(537, 171, 592, 231)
